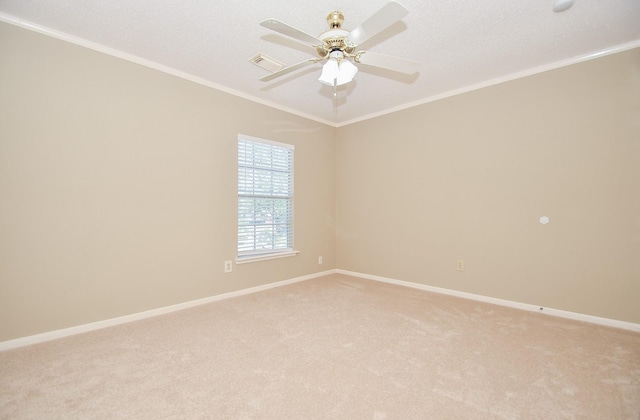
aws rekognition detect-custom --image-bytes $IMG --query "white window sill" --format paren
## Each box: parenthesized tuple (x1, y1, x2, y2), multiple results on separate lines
(236, 250, 299, 265)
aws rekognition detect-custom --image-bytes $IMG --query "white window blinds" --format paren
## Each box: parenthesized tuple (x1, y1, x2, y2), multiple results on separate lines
(238, 136, 294, 259)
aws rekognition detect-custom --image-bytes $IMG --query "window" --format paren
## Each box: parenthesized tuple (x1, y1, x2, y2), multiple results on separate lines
(237, 135, 296, 262)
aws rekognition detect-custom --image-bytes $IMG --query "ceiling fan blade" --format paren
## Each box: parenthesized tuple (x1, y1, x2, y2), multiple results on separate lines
(260, 58, 321, 82)
(260, 19, 323, 47)
(355, 51, 419, 74)
(346, 1, 409, 46)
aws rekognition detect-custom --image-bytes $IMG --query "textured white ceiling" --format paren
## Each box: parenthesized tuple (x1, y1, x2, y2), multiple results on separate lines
(1, 0, 639, 126)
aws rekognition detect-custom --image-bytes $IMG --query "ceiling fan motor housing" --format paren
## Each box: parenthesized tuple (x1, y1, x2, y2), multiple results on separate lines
(316, 11, 355, 57)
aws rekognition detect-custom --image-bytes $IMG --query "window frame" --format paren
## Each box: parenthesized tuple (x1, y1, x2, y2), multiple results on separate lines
(236, 134, 298, 264)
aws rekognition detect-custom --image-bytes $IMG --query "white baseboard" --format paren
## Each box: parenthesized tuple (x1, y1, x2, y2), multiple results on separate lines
(336, 269, 640, 333)
(3, 268, 637, 351)
(0, 269, 336, 352)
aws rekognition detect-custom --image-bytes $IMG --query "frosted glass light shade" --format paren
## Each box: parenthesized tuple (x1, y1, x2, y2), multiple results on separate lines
(337, 59, 358, 85)
(318, 56, 359, 86)
(318, 58, 340, 86)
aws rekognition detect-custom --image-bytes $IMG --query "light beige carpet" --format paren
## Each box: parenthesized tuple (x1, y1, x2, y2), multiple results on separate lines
(1, 274, 639, 419)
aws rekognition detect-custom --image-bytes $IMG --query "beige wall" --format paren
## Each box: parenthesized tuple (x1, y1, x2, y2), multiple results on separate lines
(0, 23, 336, 341)
(336, 47, 640, 324)
(1, 21, 639, 342)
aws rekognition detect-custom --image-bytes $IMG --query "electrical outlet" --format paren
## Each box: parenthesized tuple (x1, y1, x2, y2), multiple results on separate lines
(224, 260, 232, 273)
(456, 259, 465, 271)
(318, 256, 323, 265)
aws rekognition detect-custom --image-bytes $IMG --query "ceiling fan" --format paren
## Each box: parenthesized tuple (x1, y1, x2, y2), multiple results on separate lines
(258, 1, 419, 87)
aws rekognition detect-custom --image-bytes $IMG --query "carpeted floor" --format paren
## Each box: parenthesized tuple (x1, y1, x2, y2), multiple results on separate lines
(1, 274, 639, 419)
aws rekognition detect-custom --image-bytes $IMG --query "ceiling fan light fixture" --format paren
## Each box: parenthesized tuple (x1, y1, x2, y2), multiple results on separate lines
(318, 51, 358, 86)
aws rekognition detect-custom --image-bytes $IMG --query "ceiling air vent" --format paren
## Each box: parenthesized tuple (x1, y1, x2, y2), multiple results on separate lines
(250, 53, 284, 73)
